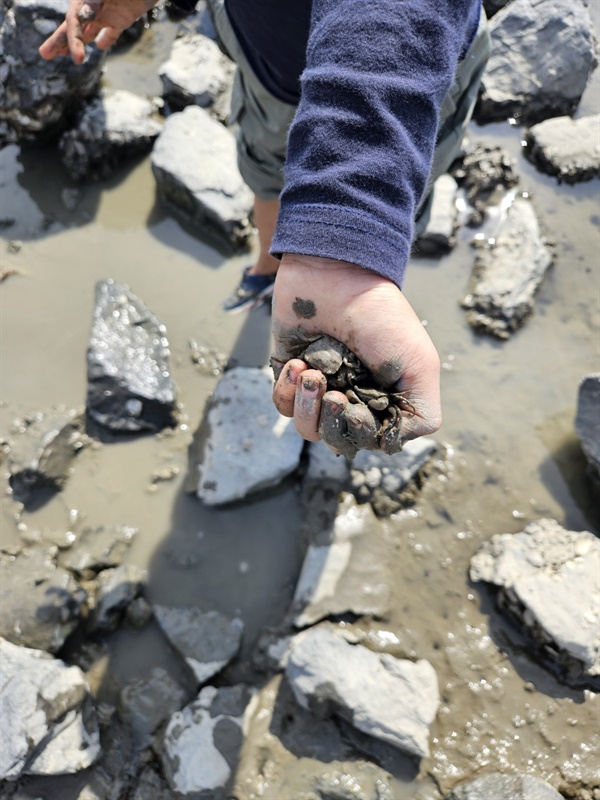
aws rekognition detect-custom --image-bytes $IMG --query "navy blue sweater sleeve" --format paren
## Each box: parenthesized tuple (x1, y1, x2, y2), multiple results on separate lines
(270, 0, 481, 289)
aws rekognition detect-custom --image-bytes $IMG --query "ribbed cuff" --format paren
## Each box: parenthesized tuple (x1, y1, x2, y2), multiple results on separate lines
(270, 205, 411, 289)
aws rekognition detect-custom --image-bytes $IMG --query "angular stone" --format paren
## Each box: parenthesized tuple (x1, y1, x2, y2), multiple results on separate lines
(90, 564, 146, 633)
(475, 0, 598, 125)
(118, 667, 190, 749)
(154, 606, 243, 684)
(151, 106, 253, 251)
(0, 0, 104, 145)
(349, 437, 437, 516)
(470, 519, 600, 680)
(188, 367, 304, 505)
(87, 280, 177, 433)
(158, 685, 254, 796)
(575, 373, 600, 489)
(159, 33, 234, 118)
(286, 626, 440, 759)
(0, 638, 100, 780)
(291, 496, 390, 627)
(7, 407, 86, 502)
(415, 174, 459, 255)
(462, 196, 553, 338)
(446, 772, 563, 800)
(0, 546, 86, 653)
(59, 88, 163, 182)
(525, 115, 600, 184)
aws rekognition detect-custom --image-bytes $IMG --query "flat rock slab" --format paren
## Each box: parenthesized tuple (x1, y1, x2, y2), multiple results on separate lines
(60, 524, 138, 576)
(350, 437, 438, 516)
(0, 0, 104, 145)
(154, 605, 243, 684)
(475, 0, 598, 125)
(462, 196, 553, 338)
(470, 518, 600, 682)
(87, 279, 177, 433)
(6, 407, 86, 502)
(188, 367, 304, 505)
(525, 114, 600, 185)
(0, 637, 100, 780)
(575, 373, 600, 489)
(119, 667, 190, 749)
(151, 105, 253, 252)
(159, 33, 234, 120)
(0, 545, 86, 653)
(446, 773, 563, 799)
(59, 88, 163, 181)
(285, 626, 440, 759)
(159, 685, 254, 796)
(291, 495, 390, 627)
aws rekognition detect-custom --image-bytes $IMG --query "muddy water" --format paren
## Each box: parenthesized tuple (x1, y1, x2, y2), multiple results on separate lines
(1, 11, 599, 800)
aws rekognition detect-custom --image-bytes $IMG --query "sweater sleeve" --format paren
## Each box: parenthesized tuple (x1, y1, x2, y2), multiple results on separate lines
(270, 0, 481, 289)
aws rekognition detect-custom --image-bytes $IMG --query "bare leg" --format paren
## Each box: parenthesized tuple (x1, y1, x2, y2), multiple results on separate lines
(248, 196, 280, 277)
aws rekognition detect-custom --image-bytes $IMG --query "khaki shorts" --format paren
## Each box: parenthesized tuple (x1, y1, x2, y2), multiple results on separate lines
(209, 0, 491, 213)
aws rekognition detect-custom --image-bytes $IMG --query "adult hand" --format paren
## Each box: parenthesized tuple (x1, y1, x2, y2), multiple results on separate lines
(38, 0, 156, 64)
(271, 254, 441, 457)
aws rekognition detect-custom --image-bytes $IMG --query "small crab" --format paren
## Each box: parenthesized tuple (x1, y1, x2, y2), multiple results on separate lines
(301, 335, 415, 457)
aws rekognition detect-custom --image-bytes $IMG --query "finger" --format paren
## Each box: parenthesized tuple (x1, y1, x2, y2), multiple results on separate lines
(293, 370, 327, 442)
(39, 24, 70, 60)
(318, 391, 357, 460)
(65, 10, 87, 64)
(80, 21, 104, 43)
(94, 26, 126, 51)
(272, 359, 307, 417)
(344, 402, 379, 451)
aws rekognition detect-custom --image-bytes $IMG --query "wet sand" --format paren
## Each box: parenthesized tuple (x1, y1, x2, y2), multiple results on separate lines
(1, 11, 599, 799)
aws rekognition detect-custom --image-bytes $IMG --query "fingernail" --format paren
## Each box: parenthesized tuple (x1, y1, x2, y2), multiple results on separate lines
(286, 364, 303, 384)
(301, 379, 319, 398)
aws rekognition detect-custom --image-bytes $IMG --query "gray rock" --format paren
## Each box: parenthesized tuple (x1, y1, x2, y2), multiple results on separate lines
(91, 564, 146, 633)
(525, 114, 600, 184)
(470, 518, 600, 680)
(476, 0, 598, 124)
(0, 637, 100, 780)
(306, 439, 351, 485)
(151, 105, 253, 251)
(60, 524, 138, 576)
(158, 685, 254, 796)
(575, 373, 600, 489)
(154, 605, 243, 684)
(462, 196, 553, 338)
(0, 545, 86, 653)
(118, 667, 190, 749)
(286, 626, 440, 759)
(126, 596, 153, 629)
(0, 0, 104, 145)
(6, 407, 87, 502)
(415, 174, 459, 255)
(87, 280, 177, 433)
(291, 495, 391, 627)
(446, 772, 563, 799)
(159, 33, 234, 120)
(59, 88, 163, 182)
(188, 367, 304, 505)
(131, 764, 179, 800)
(349, 437, 438, 516)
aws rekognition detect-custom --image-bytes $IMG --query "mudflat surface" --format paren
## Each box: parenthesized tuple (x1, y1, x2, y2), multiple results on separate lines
(1, 13, 599, 800)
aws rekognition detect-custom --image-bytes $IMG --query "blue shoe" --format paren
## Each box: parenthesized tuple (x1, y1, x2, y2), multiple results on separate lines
(223, 267, 276, 314)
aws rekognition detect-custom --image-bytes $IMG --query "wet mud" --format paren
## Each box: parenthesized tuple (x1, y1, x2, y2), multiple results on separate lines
(1, 9, 599, 800)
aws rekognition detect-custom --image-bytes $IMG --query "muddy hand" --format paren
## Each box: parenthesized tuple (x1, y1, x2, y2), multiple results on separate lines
(38, 0, 156, 64)
(271, 254, 442, 456)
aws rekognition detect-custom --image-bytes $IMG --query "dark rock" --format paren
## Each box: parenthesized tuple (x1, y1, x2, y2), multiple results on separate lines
(475, 0, 598, 125)
(91, 564, 147, 632)
(450, 142, 519, 225)
(6, 407, 87, 502)
(0, 0, 104, 145)
(0, 545, 86, 653)
(86, 280, 177, 434)
(59, 89, 163, 182)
